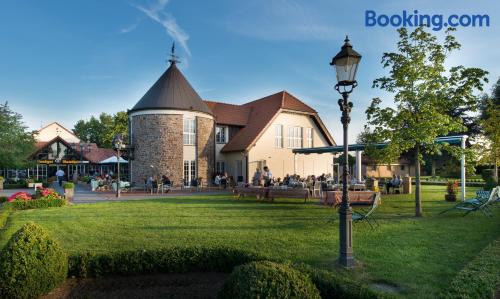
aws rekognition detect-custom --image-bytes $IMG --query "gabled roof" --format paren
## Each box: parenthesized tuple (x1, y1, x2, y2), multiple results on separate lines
(216, 91, 335, 152)
(130, 62, 212, 115)
(36, 122, 80, 142)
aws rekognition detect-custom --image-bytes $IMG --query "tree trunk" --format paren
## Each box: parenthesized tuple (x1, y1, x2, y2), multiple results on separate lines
(415, 145, 422, 217)
(494, 158, 498, 183)
(431, 159, 436, 178)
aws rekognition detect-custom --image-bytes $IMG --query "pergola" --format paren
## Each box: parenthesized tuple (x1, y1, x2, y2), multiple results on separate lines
(293, 135, 468, 201)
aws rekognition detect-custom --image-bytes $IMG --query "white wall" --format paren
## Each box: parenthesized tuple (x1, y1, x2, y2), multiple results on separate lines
(247, 111, 334, 181)
(36, 122, 80, 143)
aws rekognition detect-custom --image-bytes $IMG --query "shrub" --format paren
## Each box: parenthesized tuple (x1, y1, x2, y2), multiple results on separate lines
(293, 263, 393, 299)
(0, 196, 7, 203)
(8, 197, 67, 210)
(219, 261, 321, 299)
(63, 182, 75, 189)
(3, 183, 28, 189)
(35, 187, 62, 200)
(442, 239, 500, 299)
(68, 246, 266, 278)
(0, 223, 68, 299)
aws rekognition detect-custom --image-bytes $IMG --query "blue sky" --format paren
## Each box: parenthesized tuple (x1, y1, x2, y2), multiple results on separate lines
(1, 0, 498, 143)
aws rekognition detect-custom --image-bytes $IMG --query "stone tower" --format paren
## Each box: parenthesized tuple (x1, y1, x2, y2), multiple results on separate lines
(128, 54, 215, 187)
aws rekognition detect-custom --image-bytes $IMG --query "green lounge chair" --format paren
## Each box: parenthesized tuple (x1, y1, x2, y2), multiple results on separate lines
(440, 187, 499, 216)
(352, 193, 381, 228)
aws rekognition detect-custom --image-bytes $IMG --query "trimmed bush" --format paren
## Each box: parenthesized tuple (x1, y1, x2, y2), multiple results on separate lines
(442, 239, 500, 299)
(0, 222, 68, 299)
(8, 197, 67, 210)
(219, 261, 321, 299)
(63, 182, 75, 189)
(68, 246, 266, 278)
(294, 263, 394, 299)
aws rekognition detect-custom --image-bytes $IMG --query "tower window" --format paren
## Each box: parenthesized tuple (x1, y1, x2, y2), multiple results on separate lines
(183, 118, 196, 145)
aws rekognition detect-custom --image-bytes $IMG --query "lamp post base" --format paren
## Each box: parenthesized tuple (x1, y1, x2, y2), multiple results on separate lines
(338, 207, 354, 268)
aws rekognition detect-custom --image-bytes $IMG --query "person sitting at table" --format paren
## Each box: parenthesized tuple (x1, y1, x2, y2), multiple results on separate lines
(283, 174, 290, 186)
(152, 175, 159, 193)
(386, 174, 398, 193)
(162, 175, 171, 193)
(214, 174, 221, 187)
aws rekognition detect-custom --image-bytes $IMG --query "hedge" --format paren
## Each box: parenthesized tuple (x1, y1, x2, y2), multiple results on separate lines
(7, 197, 67, 210)
(3, 183, 27, 189)
(68, 246, 267, 278)
(0, 222, 68, 299)
(293, 263, 394, 299)
(219, 261, 321, 299)
(441, 239, 500, 299)
(0, 203, 13, 229)
(63, 182, 75, 189)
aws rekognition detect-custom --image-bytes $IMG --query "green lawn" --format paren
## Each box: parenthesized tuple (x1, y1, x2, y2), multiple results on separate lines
(1, 186, 499, 298)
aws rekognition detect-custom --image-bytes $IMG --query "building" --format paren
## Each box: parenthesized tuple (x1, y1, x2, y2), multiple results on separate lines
(128, 57, 336, 186)
(27, 122, 126, 180)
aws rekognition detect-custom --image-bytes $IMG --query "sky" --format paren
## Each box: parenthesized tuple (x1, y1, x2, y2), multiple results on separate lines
(1, 0, 498, 143)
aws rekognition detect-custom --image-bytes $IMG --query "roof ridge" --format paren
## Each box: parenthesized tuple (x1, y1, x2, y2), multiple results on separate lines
(203, 100, 244, 107)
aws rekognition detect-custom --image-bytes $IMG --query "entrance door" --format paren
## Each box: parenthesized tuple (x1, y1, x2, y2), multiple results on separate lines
(183, 160, 196, 186)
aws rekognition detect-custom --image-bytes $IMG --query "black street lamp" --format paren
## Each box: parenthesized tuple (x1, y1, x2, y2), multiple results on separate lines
(113, 134, 124, 198)
(330, 36, 361, 268)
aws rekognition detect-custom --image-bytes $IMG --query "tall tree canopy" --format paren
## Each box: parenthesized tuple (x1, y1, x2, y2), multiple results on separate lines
(366, 27, 488, 217)
(0, 102, 36, 169)
(73, 112, 128, 148)
(477, 78, 500, 182)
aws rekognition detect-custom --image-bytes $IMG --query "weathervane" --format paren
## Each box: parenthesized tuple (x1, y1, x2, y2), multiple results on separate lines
(168, 42, 179, 65)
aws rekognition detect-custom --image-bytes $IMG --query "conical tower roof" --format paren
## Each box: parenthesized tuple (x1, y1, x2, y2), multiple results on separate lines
(130, 62, 212, 115)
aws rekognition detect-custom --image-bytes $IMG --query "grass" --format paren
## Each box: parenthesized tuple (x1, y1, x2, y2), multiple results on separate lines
(1, 185, 499, 299)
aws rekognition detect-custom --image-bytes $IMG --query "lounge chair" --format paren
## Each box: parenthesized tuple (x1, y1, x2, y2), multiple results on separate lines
(352, 193, 381, 228)
(439, 187, 499, 216)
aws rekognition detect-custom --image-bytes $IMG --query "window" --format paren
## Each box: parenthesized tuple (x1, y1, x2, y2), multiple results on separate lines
(183, 118, 196, 145)
(183, 160, 196, 186)
(371, 165, 377, 171)
(216, 161, 225, 174)
(306, 128, 313, 148)
(275, 124, 283, 148)
(216, 126, 228, 144)
(400, 165, 405, 170)
(287, 126, 303, 149)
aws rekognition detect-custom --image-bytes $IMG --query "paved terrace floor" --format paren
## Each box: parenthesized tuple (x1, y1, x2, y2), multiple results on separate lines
(0, 183, 232, 204)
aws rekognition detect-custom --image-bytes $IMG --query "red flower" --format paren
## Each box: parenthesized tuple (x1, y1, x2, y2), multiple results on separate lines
(7, 192, 32, 202)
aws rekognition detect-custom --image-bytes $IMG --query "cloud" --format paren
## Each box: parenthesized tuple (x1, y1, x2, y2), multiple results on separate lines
(134, 0, 191, 56)
(225, 0, 339, 41)
(119, 19, 142, 34)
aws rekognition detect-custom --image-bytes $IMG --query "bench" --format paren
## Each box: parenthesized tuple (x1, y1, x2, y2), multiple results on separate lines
(268, 188, 309, 203)
(323, 191, 381, 207)
(234, 187, 266, 199)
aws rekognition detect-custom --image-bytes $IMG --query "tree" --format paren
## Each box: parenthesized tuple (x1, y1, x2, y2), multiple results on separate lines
(366, 27, 488, 217)
(0, 102, 36, 169)
(477, 79, 500, 183)
(72, 112, 128, 148)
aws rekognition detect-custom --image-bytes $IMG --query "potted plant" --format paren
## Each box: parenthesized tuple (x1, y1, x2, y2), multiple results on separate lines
(445, 180, 458, 202)
(63, 182, 75, 202)
(0, 176, 4, 190)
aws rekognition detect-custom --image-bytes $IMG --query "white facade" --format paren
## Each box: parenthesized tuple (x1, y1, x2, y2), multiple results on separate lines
(218, 110, 334, 182)
(35, 122, 80, 143)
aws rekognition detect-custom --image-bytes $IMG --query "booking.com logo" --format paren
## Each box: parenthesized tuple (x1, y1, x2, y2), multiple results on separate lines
(365, 10, 490, 31)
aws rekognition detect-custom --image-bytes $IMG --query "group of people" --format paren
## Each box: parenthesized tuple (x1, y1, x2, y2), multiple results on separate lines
(252, 166, 274, 187)
(144, 175, 172, 193)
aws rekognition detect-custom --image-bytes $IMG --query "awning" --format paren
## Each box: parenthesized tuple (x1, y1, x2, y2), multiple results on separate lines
(99, 156, 128, 164)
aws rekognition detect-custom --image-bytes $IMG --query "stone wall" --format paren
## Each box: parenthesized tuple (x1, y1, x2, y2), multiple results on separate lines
(130, 114, 183, 186)
(196, 116, 215, 186)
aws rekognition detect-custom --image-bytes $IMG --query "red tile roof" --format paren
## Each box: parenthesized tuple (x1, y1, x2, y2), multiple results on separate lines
(33, 137, 116, 164)
(204, 101, 251, 126)
(207, 91, 335, 152)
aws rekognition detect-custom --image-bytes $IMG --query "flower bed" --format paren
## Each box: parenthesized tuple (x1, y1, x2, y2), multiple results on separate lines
(5, 188, 67, 210)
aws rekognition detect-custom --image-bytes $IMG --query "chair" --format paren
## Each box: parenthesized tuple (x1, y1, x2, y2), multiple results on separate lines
(440, 187, 499, 216)
(352, 193, 381, 228)
(312, 181, 322, 198)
